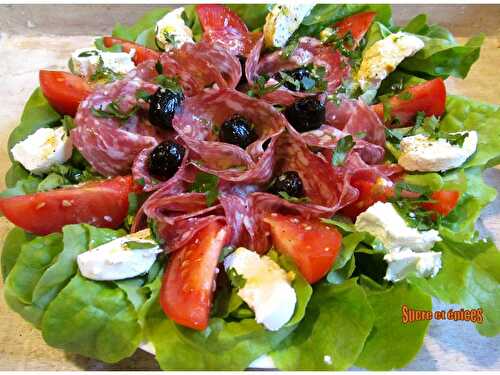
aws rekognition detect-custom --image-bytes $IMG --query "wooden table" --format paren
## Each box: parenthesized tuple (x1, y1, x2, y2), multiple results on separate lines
(0, 4, 498, 371)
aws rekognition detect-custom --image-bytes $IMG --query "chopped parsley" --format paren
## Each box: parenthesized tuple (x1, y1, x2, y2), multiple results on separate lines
(332, 135, 355, 166)
(398, 91, 413, 101)
(278, 191, 311, 204)
(90, 56, 124, 83)
(155, 74, 182, 92)
(227, 268, 246, 289)
(155, 60, 163, 74)
(189, 172, 219, 206)
(91, 100, 139, 121)
(148, 218, 165, 245)
(78, 50, 99, 58)
(123, 240, 158, 250)
(135, 89, 152, 102)
(218, 246, 235, 263)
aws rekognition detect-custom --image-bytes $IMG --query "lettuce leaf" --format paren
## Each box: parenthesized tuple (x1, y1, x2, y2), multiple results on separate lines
(355, 281, 432, 370)
(409, 235, 500, 337)
(440, 95, 500, 169)
(112, 7, 171, 44)
(227, 4, 272, 31)
(1, 227, 34, 281)
(270, 279, 374, 370)
(41, 273, 142, 363)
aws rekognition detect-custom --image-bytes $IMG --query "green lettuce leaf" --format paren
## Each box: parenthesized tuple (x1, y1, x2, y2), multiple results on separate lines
(112, 7, 171, 44)
(440, 95, 500, 169)
(355, 281, 432, 370)
(1, 227, 34, 280)
(146, 297, 294, 370)
(271, 279, 374, 370)
(227, 4, 272, 31)
(409, 235, 500, 337)
(326, 232, 365, 284)
(41, 273, 142, 363)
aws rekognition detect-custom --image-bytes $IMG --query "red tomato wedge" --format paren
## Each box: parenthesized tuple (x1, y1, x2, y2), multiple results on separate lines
(0, 176, 133, 235)
(102, 36, 160, 64)
(263, 214, 342, 284)
(340, 174, 395, 220)
(333, 11, 376, 47)
(196, 4, 248, 34)
(421, 190, 460, 217)
(39, 70, 91, 116)
(371, 78, 447, 126)
(160, 221, 228, 331)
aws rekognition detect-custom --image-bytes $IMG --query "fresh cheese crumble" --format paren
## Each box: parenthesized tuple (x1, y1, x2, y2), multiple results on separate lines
(155, 7, 194, 51)
(71, 48, 136, 78)
(11, 126, 73, 175)
(398, 131, 478, 172)
(224, 247, 297, 331)
(263, 4, 315, 48)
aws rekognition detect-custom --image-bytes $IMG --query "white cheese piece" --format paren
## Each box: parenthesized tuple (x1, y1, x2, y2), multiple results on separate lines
(355, 201, 441, 253)
(357, 32, 424, 91)
(384, 249, 442, 282)
(70, 48, 136, 78)
(224, 247, 296, 331)
(11, 127, 72, 175)
(77, 229, 162, 281)
(398, 131, 478, 172)
(155, 7, 194, 51)
(263, 4, 315, 48)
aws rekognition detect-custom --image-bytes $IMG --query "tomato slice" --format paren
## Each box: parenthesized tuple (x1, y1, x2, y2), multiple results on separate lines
(421, 190, 460, 217)
(340, 173, 395, 220)
(333, 11, 376, 47)
(263, 214, 342, 284)
(39, 70, 91, 116)
(160, 221, 228, 331)
(102, 36, 161, 64)
(0, 176, 133, 235)
(196, 4, 248, 34)
(371, 79, 446, 126)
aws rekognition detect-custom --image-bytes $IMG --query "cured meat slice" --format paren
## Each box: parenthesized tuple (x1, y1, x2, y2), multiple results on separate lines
(135, 42, 241, 96)
(173, 88, 286, 183)
(203, 29, 263, 58)
(72, 77, 164, 176)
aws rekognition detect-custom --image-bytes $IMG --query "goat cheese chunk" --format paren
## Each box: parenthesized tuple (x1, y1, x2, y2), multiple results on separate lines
(77, 229, 162, 281)
(384, 249, 442, 282)
(263, 4, 315, 48)
(70, 48, 136, 78)
(155, 7, 194, 51)
(355, 202, 442, 281)
(224, 247, 297, 331)
(357, 32, 424, 91)
(11, 127, 72, 175)
(398, 131, 478, 172)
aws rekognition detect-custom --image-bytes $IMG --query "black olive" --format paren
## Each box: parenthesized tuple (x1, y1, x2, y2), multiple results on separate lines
(284, 96, 325, 133)
(237, 55, 247, 86)
(269, 171, 305, 198)
(148, 87, 184, 129)
(276, 67, 314, 92)
(147, 141, 185, 181)
(219, 115, 258, 149)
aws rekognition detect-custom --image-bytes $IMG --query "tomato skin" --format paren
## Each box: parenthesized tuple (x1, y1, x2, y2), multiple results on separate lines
(341, 175, 395, 220)
(102, 36, 160, 64)
(421, 190, 460, 217)
(39, 70, 91, 116)
(0, 176, 133, 235)
(196, 4, 248, 34)
(371, 79, 446, 126)
(333, 11, 376, 46)
(263, 214, 342, 284)
(160, 221, 228, 331)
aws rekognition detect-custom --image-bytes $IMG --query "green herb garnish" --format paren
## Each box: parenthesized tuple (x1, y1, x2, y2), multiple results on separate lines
(189, 172, 219, 206)
(91, 100, 138, 121)
(332, 135, 355, 166)
(78, 50, 100, 58)
(278, 191, 311, 204)
(227, 268, 246, 289)
(135, 90, 152, 102)
(90, 56, 124, 83)
(123, 240, 158, 250)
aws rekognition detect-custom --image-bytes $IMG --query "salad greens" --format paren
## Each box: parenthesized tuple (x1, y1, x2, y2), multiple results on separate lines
(1, 3, 499, 371)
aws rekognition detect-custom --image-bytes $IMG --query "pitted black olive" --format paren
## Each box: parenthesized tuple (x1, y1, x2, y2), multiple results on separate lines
(276, 67, 314, 92)
(269, 171, 305, 198)
(148, 87, 184, 129)
(284, 96, 325, 133)
(219, 115, 258, 149)
(147, 141, 185, 181)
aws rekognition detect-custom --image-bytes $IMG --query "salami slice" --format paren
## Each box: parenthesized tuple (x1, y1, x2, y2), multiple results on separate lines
(72, 77, 163, 176)
(173, 88, 286, 183)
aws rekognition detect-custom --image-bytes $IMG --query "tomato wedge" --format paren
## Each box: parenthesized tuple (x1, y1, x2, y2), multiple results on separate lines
(0, 176, 133, 235)
(196, 4, 248, 34)
(160, 221, 228, 331)
(333, 11, 376, 47)
(102, 36, 160, 64)
(39, 70, 91, 116)
(371, 78, 446, 126)
(340, 174, 395, 220)
(264, 214, 342, 284)
(421, 190, 460, 217)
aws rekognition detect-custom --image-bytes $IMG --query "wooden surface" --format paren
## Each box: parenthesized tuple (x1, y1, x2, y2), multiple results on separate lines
(0, 4, 499, 371)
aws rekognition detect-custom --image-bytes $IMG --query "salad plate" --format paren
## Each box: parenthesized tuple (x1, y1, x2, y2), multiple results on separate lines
(1, 3, 499, 371)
